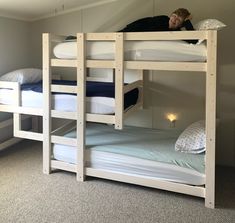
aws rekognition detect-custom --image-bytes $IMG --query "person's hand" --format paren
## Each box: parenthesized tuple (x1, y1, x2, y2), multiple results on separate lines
(185, 14, 192, 21)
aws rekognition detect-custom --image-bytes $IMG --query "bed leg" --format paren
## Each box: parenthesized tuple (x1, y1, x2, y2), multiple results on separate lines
(76, 174, 85, 182)
(205, 196, 215, 209)
(43, 140, 51, 175)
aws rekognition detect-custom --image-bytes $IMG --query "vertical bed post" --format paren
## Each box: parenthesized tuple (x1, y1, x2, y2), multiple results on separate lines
(42, 33, 52, 174)
(13, 83, 21, 136)
(76, 33, 86, 181)
(138, 69, 144, 109)
(205, 30, 217, 208)
(115, 33, 124, 129)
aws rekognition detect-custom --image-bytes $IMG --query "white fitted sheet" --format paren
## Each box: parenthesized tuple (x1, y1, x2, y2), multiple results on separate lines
(0, 89, 117, 114)
(53, 123, 205, 185)
(54, 40, 207, 62)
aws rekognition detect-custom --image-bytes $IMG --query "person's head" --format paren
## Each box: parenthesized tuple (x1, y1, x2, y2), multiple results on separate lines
(169, 8, 191, 29)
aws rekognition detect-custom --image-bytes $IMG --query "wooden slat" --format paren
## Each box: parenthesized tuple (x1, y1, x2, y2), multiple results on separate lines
(86, 168, 205, 198)
(51, 59, 77, 67)
(51, 59, 207, 71)
(125, 61, 207, 72)
(0, 105, 43, 116)
(51, 110, 77, 120)
(51, 59, 116, 69)
(51, 110, 116, 124)
(87, 60, 115, 68)
(51, 160, 76, 172)
(124, 30, 207, 41)
(51, 85, 77, 94)
(51, 135, 77, 146)
(86, 32, 116, 41)
(86, 113, 115, 124)
(15, 130, 43, 141)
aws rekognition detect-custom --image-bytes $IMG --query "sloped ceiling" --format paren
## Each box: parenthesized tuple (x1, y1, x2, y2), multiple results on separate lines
(0, 0, 117, 21)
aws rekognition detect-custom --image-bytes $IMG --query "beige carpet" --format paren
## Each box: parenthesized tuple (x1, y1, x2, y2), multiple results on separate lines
(0, 140, 235, 223)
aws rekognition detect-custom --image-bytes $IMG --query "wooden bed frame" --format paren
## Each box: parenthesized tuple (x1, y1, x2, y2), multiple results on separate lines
(0, 30, 217, 208)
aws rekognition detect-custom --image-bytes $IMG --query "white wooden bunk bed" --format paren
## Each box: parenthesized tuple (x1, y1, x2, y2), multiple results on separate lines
(42, 30, 217, 208)
(0, 30, 217, 208)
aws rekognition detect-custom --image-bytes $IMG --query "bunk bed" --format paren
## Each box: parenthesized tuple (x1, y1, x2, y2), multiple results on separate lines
(0, 30, 217, 208)
(41, 30, 217, 209)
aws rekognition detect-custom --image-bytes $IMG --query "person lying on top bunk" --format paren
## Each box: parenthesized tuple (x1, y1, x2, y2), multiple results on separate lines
(65, 8, 196, 43)
(119, 8, 197, 44)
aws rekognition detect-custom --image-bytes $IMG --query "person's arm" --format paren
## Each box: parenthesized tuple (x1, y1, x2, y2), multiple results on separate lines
(182, 17, 197, 44)
(182, 19, 194, 30)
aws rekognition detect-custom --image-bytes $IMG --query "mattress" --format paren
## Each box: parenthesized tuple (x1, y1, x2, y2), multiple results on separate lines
(53, 40, 207, 62)
(0, 81, 139, 114)
(53, 123, 205, 185)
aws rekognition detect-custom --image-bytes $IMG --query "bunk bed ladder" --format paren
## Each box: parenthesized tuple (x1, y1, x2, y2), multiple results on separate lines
(42, 33, 87, 181)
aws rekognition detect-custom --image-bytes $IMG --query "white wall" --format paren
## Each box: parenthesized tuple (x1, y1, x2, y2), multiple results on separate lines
(0, 16, 32, 121)
(0, 16, 31, 75)
(27, 0, 235, 167)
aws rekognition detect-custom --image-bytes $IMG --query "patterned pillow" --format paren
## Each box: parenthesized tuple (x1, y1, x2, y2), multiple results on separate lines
(195, 19, 226, 44)
(195, 19, 226, 31)
(175, 120, 205, 154)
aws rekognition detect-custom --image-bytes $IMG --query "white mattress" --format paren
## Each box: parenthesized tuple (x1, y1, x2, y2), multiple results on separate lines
(53, 123, 205, 186)
(54, 40, 207, 62)
(0, 89, 117, 114)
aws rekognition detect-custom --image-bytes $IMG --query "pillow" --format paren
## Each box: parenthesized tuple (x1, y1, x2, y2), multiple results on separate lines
(195, 19, 226, 44)
(175, 120, 205, 154)
(0, 68, 42, 84)
(195, 19, 226, 31)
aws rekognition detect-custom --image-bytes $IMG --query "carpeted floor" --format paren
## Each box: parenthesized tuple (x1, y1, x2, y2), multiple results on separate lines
(0, 140, 235, 223)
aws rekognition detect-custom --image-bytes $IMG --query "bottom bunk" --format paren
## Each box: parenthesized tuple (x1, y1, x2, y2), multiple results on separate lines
(52, 123, 205, 188)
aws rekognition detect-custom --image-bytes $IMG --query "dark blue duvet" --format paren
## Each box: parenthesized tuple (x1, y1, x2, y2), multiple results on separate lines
(21, 80, 139, 109)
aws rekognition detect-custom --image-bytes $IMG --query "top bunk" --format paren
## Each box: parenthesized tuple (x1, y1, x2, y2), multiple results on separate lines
(45, 30, 217, 72)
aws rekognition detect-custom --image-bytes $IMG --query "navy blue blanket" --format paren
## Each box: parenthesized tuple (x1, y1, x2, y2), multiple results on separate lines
(21, 80, 139, 109)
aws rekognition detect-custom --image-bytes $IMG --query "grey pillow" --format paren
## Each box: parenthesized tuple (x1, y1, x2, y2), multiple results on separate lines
(175, 120, 205, 154)
(0, 68, 42, 84)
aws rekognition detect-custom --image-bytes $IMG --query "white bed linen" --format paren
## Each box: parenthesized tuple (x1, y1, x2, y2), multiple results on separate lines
(54, 147, 205, 185)
(0, 89, 116, 114)
(53, 40, 207, 62)
(53, 123, 205, 186)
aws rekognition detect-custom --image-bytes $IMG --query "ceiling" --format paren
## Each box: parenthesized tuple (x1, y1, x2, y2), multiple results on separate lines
(0, 0, 117, 21)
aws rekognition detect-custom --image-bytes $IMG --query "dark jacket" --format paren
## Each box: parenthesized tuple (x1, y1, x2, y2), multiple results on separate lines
(119, 15, 196, 43)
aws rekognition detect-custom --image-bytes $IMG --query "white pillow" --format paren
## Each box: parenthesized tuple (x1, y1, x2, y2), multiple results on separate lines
(175, 120, 205, 154)
(195, 19, 226, 31)
(0, 68, 42, 84)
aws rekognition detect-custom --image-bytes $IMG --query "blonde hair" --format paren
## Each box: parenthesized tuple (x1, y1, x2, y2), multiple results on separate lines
(172, 8, 190, 20)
